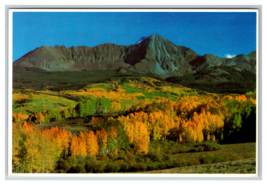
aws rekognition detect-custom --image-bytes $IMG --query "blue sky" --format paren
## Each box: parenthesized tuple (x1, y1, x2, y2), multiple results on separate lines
(13, 11, 257, 62)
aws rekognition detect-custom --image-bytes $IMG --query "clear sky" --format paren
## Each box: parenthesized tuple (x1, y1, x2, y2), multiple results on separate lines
(13, 11, 257, 62)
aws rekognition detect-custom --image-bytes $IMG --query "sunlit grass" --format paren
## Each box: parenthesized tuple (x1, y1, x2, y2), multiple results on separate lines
(13, 93, 77, 114)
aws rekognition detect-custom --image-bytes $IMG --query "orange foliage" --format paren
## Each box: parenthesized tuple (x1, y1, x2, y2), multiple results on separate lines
(86, 131, 99, 157)
(235, 94, 248, 102)
(70, 135, 79, 157)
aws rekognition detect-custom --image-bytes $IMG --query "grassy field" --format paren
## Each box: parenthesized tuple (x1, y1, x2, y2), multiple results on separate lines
(146, 158, 256, 174)
(141, 142, 256, 174)
(13, 69, 156, 91)
(38, 118, 92, 135)
(172, 142, 256, 161)
(13, 93, 77, 114)
(12, 76, 204, 118)
(13, 68, 256, 94)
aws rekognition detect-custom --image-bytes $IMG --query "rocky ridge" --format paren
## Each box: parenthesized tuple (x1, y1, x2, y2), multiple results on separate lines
(13, 34, 257, 77)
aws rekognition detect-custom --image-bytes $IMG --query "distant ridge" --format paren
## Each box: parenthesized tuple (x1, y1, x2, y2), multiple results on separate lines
(13, 34, 257, 77)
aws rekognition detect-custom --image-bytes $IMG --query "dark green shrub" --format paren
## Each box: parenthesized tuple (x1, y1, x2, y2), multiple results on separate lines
(193, 141, 220, 151)
(104, 162, 120, 172)
(67, 156, 78, 167)
(94, 163, 106, 173)
(200, 155, 213, 164)
(187, 158, 201, 166)
(125, 151, 136, 162)
(153, 163, 160, 170)
(200, 154, 228, 165)
(173, 158, 187, 167)
(166, 161, 175, 168)
(58, 160, 71, 172)
(119, 162, 129, 172)
(67, 167, 78, 173)
(128, 163, 138, 172)
(205, 144, 215, 151)
(97, 153, 108, 161)
(162, 154, 173, 162)
(59, 169, 65, 173)
(116, 155, 128, 162)
(136, 156, 145, 163)
(158, 163, 166, 169)
(85, 156, 99, 172)
(147, 164, 156, 171)
(211, 155, 227, 163)
(135, 163, 147, 171)
(198, 146, 205, 152)
(67, 164, 85, 173)
(146, 148, 162, 162)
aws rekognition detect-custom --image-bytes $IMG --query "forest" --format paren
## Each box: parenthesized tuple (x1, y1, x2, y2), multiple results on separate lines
(12, 76, 257, 173)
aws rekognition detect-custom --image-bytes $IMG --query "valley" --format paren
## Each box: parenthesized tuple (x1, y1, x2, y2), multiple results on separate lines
(12, 34, 257, 174)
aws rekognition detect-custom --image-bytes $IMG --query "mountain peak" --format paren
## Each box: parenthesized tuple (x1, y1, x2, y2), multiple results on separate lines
(13, 34, 256, 76)
(150, 33, 160, 37)
(136, 36, 148, 44)
(149, 33, 164, 40)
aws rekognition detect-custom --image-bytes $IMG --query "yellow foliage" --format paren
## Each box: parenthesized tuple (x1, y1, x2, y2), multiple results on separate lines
(13, 93, 30, 101)
(111, 101, 121, 112)
(207, 133, 210, 141)
(61, 87, 144, 102)
(12, 113, 29, 122)
(212, 134, 216, 141)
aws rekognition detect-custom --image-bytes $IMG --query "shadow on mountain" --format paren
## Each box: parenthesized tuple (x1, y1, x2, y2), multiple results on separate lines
(124, 39, 149, 66)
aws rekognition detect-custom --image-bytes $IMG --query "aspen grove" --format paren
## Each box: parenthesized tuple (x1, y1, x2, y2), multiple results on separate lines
(12, 93, 256, 173)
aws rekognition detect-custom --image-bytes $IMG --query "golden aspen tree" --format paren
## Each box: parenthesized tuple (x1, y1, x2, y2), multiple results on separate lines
(178, 134, 183, 143)
(58, 128, 70, 159)
(24, 125, 40, 173)
(70, 135, 79, 157)
(134, 121, 150, 154)
(212, 134, 216, 141)
(86, 130, 99, 157)
(12, 123, 22, 172)
(78, 136, 87, 157)
(36, 113, 44, 124)
(79, 131, 86, 139)
(38, 130, 54, 173)
(207, 133, 210, 141)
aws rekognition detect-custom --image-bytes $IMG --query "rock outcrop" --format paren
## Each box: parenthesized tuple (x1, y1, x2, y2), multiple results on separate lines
(13, 34, 257, 76)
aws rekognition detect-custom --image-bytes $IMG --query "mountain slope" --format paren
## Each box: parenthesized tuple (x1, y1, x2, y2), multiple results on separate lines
(13, 34, 257, 77)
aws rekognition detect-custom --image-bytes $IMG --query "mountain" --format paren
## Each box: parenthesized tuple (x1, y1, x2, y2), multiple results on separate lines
(13, 34, 256, 77)
(136, 36, 148, 44)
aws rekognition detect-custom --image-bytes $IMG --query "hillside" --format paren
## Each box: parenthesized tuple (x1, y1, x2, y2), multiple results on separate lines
(13, 34, 257, 77)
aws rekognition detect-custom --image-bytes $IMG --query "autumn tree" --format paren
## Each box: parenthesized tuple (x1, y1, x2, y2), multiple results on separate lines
(36, 113, 44, 124)
(107, 127, 118, 154)
(24, 125, 40, 173)
(86, 131, 99, 157)
(70, 134, 79, 157)
(96, 128, 108, 154)
(12, 113, 29, 123)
